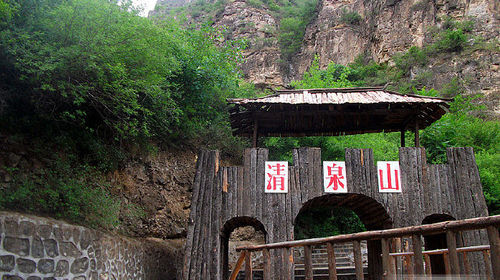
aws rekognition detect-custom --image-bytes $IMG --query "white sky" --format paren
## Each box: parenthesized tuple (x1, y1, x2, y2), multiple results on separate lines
(132, 0, 158, 16)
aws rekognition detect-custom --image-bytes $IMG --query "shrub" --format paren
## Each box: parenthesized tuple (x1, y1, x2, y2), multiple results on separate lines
(435, 29, 468, 52)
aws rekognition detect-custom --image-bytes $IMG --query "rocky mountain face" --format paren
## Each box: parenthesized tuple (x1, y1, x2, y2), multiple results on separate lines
(153, 0, 499, 115)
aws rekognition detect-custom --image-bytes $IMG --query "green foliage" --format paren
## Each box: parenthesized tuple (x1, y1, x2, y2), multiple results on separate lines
(340, 8, 361, 25)
(291, 56, 358, 89)
(0, 159, 123, 229)
(295, 207, 366, 239)
(434, 29, 468, 52)
(393, 46, 428, 75)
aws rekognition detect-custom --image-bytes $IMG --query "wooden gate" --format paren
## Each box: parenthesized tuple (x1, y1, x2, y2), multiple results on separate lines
(182, 147, 489, 279)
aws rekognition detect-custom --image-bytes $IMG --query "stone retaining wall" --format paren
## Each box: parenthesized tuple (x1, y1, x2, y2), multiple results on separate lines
(0, 211, 180, 280)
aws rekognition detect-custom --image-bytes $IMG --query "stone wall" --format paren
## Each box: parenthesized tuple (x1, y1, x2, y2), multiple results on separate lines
(0, 211, 180, 280)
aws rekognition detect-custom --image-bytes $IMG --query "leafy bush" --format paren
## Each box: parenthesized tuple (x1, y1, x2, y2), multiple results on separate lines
(340, 8, 361, 25)
(393, 46, 428, 76)
(434, 29, 468, 52)
(295, 207, 366, 239)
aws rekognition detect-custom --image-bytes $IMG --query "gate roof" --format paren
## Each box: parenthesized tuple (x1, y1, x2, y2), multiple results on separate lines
(227, 87, 450, 137)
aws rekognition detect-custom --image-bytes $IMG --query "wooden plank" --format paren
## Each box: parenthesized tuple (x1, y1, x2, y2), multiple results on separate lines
(245, 250, 253, 280)
(304, 245, 313, 280)
(412, 234, 424, 275)
(443, 253, 451, 274)
(327, 242, 338, 280)
(446, 230, 460, 274)
(353, 240, 364, 280)
(404, 255, 414, 280)
(230, 251, 246, 280)
(487, 225, 500, 280)
(283, 247, 293, 280)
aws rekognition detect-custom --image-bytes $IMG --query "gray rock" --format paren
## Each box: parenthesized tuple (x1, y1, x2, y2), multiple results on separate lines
(19, 221, 35, 236)
(17, 258, 36, 273)
(73, 277, 86, 280)
(55, 260, 69, 277)
(3, 237, 30, 256)
(4, 219, 18, 235)
(0, 255, 15, 272)
(38, 259, 55, 273)
(70, 257, 89, 274)
(60, 242, 81, 257)
(27, 277, 41, 280)
(43, 239, 58, 257)
(37, 225, 52, 239)
(31, 236, 44, 258)
(89, 271, 98, 280)
(79, 230, 92, 250)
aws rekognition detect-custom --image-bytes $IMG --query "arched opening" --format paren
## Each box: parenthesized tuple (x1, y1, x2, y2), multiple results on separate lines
(221, 216, 266, 279)
(422, 214, 456, 275)
(294, 193, 393, 279)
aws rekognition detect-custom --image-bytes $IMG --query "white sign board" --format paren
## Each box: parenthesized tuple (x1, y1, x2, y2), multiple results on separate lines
(265, 161, 288, 193)
(377, 161, 402, 193)
(323, 161, 347, 193)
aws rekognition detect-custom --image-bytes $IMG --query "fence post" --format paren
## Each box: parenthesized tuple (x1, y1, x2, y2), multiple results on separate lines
(263, 248, 271, 280)
(245, 250, 252, 280)
(353, 240, 364, 280)
(446, 230, 460, 274)
(412, 234, 424, 275)
(382, 238, 395, 280)
(327, 242, 338, 280)
(487, 226, 500, 279)
(230, 251, 246, 280)
(304, 245, 313, 280)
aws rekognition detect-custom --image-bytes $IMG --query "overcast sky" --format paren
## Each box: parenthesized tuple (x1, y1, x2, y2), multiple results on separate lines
(132, 0, 158, 16)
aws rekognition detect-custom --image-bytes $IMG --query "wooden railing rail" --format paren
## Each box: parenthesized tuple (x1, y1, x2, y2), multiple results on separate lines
(229, 215, 500, 280)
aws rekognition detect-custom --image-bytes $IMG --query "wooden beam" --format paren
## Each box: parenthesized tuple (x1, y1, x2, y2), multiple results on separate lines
(327, 242, 338, 280)
(252, 119, 258, 148)
(401, 128, 406, 147)
(229, 251, 246, 280)
(487, 226, 500, 280)
(414, 120, 420, 147)
(446, 230, 460, 274)
(482, 250, 492, 280)
(353, 240, 364, 280)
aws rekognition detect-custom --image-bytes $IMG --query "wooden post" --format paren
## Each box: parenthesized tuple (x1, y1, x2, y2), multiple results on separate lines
(382, 238, 395, 280)
(462, 252, 471, 279)
(482, 250, 492, 280)
(327, 242, 338, 280)
(353, 241, 364, 280)
(245, 250, 252, 280)
(412, 234, 424, 275)
(424, 254, 432, 276)
(404, 255, 414, 280)
(446, 231, 460, 274)
(263, 248, 271, 280)
(304, 245, 313, 280)
(283, 248, 292, 280)
(487, 226, 500, 280)
(414, 121, 420, 147)
(252, 119, 258, 148)
(401, 128, 405, 147)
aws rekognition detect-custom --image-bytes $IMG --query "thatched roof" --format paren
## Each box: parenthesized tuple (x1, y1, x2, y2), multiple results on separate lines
(227, 87, 450, 137)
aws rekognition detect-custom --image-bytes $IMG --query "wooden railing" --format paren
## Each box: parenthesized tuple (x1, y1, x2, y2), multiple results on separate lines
(230, 215, 500, 280)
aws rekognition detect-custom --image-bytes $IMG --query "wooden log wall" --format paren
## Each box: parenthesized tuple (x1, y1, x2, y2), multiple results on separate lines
(182, 147, 489, 280)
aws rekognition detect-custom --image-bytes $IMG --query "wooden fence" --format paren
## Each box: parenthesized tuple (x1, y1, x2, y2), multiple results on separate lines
(230, 215, 500, 280)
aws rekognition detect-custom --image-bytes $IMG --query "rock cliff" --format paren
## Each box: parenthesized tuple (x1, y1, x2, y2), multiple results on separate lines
(153, 0, 499, 115)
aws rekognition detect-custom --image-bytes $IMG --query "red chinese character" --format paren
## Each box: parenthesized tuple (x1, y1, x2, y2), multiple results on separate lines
(326, 164, 345, 191)
(379, 163, 400, 190)
(266, 163, 286, 191)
